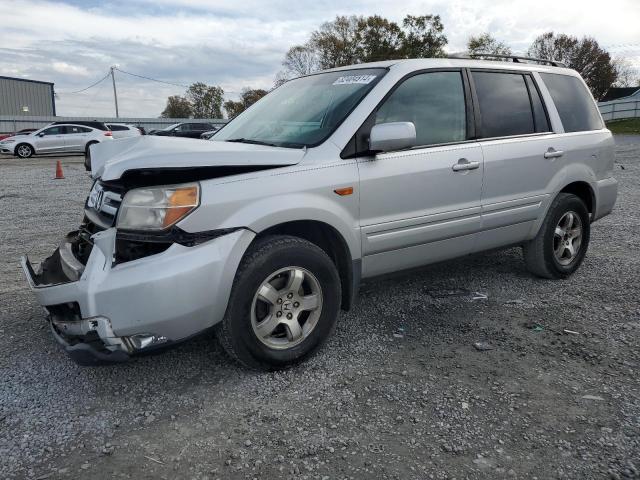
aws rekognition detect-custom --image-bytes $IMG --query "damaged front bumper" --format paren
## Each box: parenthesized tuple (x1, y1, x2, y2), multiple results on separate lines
(22, 227, 255, 365)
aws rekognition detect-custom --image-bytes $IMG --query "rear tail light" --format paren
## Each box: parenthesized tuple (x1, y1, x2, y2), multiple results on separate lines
(104, 131, 112, 136)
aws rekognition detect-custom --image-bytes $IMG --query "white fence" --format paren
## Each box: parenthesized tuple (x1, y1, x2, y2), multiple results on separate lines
(0, 115, 227, 134)
(598, 99, 640, 122)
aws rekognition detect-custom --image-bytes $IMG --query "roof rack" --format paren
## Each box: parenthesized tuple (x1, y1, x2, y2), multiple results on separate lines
(448, 53, 566, 68)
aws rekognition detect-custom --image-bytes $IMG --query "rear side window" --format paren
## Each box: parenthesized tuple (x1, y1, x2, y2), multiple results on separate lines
(375, 71, 467, 146)
(472, 72, 535, 138)
(540, 73, 603, 132)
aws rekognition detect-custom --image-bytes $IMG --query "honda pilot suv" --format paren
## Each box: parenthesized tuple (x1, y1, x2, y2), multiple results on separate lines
(22, 57, 617, 369)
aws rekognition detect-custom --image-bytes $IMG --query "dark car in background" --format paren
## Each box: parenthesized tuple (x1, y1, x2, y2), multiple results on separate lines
(149, 122, 217, 139)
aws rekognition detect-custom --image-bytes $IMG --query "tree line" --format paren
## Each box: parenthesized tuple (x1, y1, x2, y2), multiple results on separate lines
(161, 14, 637, 119)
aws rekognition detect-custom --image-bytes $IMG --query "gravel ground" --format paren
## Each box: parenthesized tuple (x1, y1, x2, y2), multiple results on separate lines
(0, 141, 638, 480)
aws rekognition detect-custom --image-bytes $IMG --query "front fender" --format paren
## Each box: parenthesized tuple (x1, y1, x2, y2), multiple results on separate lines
(177, 162, 362, 259)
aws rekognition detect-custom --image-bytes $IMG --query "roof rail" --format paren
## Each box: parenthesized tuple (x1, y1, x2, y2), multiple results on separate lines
(448, 53, 566, 68)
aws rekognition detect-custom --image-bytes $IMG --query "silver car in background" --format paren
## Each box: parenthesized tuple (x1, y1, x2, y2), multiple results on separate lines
(106, 123, 143, 139)
(0, 123, 113, 158)
(22, 57, 617, 369)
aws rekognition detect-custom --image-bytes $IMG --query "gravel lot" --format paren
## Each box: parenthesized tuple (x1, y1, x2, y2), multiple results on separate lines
(1, 141, 639, 480)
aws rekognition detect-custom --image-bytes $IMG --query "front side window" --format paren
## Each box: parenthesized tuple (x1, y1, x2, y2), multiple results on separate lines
(42, 126, 64, 135)
(472, 72, 535, 138)
(214, 68, 386, 148)
(540, 73, 603, 133)
(374, 71, 467, 146)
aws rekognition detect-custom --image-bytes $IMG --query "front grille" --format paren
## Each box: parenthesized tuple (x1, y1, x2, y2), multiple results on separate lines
(85, 182, 123, 229)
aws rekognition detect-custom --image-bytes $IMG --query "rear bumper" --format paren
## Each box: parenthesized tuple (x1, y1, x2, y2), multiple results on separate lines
(22, 227, 255, 365)
(594, 177, 618, 221)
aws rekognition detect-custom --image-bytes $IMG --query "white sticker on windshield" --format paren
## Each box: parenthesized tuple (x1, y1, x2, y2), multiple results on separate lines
(333, 75, 377, 85)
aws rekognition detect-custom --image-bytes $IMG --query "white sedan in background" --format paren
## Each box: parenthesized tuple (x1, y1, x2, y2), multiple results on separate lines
(106, 124, 143, 139)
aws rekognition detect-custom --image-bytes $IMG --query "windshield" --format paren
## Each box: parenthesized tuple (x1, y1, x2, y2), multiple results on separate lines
(214, 68, 386, 148)
(162, 123, 180, 131)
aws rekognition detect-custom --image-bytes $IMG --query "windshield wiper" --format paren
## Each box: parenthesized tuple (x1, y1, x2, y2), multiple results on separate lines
(226, 138, 278, 147)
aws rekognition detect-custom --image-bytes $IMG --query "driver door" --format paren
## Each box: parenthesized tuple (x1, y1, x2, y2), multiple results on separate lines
(34, 126, 67, 153)
(357, 70, 484, 278)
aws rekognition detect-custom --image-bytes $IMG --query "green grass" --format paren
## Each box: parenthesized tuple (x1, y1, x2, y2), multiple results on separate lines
(606, 118, 640, 134)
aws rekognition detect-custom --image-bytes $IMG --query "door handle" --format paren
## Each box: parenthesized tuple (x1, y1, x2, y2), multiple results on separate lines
(452, 158, 480, 172)
(544, 148, 564, 159)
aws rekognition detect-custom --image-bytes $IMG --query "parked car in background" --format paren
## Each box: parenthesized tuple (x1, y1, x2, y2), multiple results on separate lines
(22, 57, 616, 369)
(0, 128, 38, 141)
(200, 127, 220, 140)
(0, 123, 112, 158)
(106, 123, 143, 139)
(52, 120, 110, 131)
(149, 122, 217, 139)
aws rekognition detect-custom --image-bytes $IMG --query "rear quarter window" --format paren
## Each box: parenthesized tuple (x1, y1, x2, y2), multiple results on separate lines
(539, 73, 603, 133)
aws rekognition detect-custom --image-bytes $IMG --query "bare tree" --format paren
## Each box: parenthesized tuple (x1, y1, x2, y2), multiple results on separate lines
(612, 57, 639, 87)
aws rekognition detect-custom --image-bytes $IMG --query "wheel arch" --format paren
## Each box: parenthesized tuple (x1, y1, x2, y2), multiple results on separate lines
(253, 220, 359, 311)
(559, 181, 595, 216)
(14, 141, 34, 157)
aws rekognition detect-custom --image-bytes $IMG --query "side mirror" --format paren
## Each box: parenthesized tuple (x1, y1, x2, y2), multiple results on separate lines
(369, 122, 416, 153)
(38, 132, 45, 137)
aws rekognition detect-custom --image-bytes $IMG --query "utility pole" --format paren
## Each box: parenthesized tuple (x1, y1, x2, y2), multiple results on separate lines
(110, 66, 119, 118)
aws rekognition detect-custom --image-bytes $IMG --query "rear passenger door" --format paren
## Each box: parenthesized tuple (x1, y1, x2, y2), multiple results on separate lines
(64, 125, 91, 152)
(470, 70, 559, 251)
(357, 69, 484, 277)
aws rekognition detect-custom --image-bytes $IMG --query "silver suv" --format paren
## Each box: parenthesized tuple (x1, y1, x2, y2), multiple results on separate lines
(22, 57, 618, 369)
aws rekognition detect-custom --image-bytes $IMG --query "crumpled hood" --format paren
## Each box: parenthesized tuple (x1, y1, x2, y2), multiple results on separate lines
(91, 136, 306, 181)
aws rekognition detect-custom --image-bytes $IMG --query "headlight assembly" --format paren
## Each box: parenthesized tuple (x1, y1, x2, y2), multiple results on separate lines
(117, 183, 200, 231)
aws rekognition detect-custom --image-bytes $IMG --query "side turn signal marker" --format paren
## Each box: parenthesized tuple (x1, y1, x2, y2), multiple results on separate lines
(334, 187, 354, 196)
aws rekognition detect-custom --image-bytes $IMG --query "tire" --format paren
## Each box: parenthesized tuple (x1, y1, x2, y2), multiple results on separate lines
(84, 142, 98, 171)
(523, 193, 590, 279)
(216, 235, 341, 370)
(15, 143, 33, 158)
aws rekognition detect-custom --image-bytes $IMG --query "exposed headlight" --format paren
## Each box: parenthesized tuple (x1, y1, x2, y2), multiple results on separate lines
(117, 183, 200, 231)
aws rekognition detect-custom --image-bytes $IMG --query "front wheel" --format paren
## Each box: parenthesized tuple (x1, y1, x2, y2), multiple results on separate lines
(15, 143, 33, 158)
(216, 235, 341, 370)
(523, 193, 590, 279)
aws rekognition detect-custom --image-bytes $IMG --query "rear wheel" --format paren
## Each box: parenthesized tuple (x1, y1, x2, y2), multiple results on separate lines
(15, 143, 33, 158)
(523, 193, 590, 279)
(216, 235, 341, 370)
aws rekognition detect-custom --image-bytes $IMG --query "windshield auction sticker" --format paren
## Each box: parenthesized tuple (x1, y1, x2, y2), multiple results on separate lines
(333, 75, 377, 85)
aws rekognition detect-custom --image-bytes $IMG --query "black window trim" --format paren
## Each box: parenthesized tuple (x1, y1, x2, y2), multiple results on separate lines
(341, 67, 476, 159)
(467, 68, 554, 142)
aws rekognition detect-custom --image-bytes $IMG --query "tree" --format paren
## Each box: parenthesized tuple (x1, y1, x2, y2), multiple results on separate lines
(357, 15, 404, 62)
(466, 33, 512, 57)
(612, 57, 639, 87)
(309, 15, 363, 70)
(186, 82, 225, 118)
(401, 15, 447, 58)
(528, 32, 617, 100)
(160, 95, 192, 118)
(277, 14, 449, 84)
(224, 88, 269, 118)
(283, 44, 319, 77)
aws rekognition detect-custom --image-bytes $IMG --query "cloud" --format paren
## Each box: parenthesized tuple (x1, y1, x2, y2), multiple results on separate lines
(1, 0, 639, 116)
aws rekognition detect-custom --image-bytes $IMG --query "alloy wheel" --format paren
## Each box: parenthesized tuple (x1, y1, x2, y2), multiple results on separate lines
(250, 266, 323, 350)
(553, 211, 583, 266)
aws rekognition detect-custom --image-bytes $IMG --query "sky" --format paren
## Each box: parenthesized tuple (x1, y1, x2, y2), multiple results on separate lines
(2, 0, 639, 118)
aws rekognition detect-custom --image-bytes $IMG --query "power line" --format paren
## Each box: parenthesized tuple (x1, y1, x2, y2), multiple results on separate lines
(57, 71, 111, 94)
(114, 67, 188, 88)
